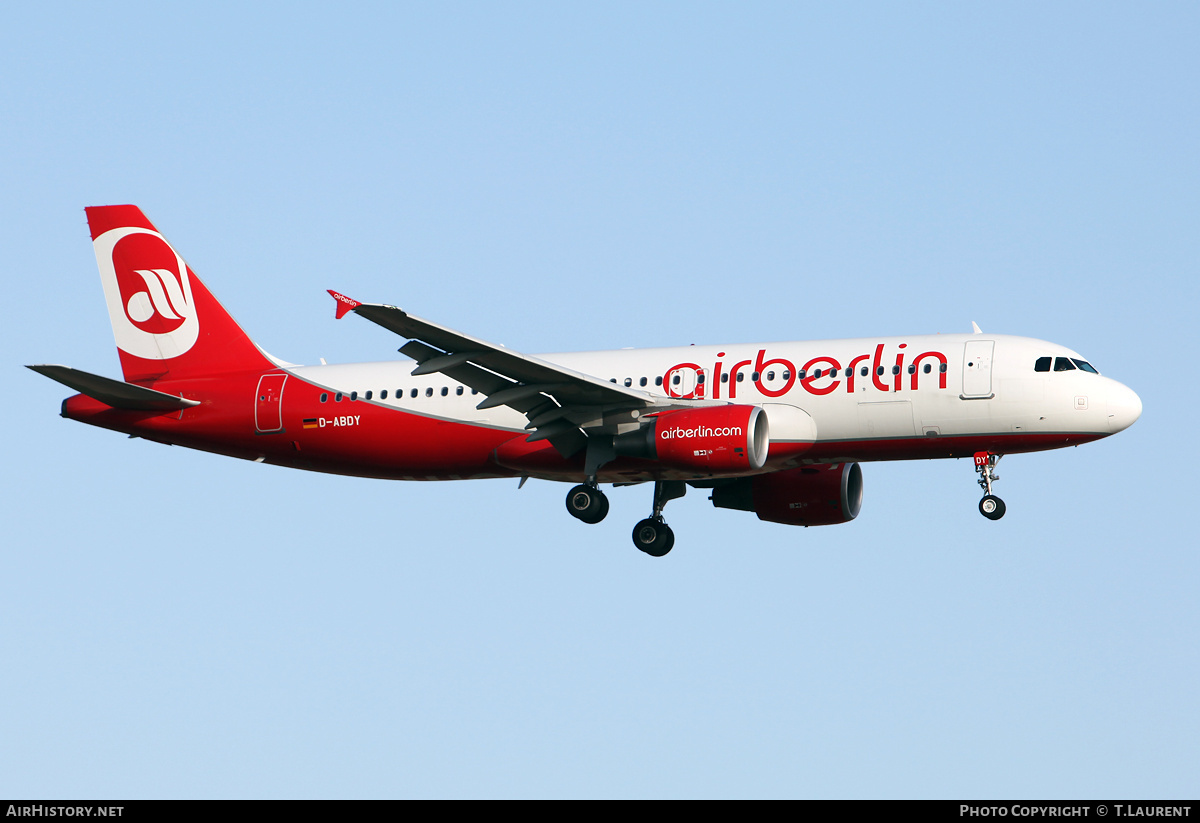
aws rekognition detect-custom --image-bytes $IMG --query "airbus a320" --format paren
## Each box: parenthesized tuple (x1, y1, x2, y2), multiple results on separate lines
(29, 206, 1143, 556)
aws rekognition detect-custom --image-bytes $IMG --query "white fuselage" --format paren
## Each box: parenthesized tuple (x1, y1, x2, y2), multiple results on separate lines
(289, 332, 1142, 471)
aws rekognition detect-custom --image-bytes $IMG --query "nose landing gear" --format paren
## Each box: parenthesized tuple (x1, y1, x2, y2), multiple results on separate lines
(974, 451, 1006, 520)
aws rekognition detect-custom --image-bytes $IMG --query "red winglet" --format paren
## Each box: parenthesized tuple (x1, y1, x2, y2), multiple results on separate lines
(328, 290, 360, 320)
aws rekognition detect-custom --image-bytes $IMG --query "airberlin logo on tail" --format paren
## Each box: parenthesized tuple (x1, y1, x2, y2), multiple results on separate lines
(126, 269, 188, 324)
(94, 226, 199, 360)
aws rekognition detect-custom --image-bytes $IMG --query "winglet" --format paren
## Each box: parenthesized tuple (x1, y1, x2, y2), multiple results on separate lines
(328, 290, 360, 320)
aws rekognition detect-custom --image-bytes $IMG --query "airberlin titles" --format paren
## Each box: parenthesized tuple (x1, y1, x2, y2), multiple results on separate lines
(662, 343, 949, 400)
(658, 424, 744, 440)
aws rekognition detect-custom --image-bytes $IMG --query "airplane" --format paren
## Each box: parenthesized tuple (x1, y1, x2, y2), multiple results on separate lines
(29, 205, 1143, 556)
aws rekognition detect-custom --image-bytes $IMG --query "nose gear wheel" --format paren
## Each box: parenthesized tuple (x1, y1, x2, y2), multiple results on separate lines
(974, 452, 1006, 520)
(979, 494, 1006, 520)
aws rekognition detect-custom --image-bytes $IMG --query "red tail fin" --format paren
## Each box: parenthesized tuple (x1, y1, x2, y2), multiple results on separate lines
(86, 205, 275, 384)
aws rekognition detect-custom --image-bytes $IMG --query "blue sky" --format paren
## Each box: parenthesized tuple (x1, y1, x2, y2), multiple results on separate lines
(2, 2, 1196, 798)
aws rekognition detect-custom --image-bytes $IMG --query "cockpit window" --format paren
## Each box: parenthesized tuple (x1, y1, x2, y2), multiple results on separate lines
(1071, 359, 1099, 374)
(1034, 357, 1051, 372)
(1053, 357, 1076, 372)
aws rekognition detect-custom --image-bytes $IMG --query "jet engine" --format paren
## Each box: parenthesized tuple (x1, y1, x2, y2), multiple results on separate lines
(616, 404, 769, 473)
(709, 462, 863, 526)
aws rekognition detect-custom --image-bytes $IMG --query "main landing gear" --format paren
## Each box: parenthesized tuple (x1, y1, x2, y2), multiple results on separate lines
(631, 481, 685, 557)
(563, 479, 685, 557)
(565, 482, 609, 524)
(974, 451, 1006, 520)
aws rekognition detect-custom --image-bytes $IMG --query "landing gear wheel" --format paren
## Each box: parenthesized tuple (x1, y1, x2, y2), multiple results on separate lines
(632, 518, 674, 557)
(566, 484, 609, 524)
(973, 453, 1007, 521)
(979, 495, 1006, 520)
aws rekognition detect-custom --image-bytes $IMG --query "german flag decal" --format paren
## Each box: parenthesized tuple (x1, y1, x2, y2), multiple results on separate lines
(303, 418, 319, 429)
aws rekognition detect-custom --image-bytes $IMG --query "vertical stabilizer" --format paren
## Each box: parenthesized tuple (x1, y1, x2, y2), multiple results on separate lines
(86, 205, 274, 384)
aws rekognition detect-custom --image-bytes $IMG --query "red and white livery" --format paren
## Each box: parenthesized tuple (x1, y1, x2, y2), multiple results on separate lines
(30, 206, 1143, 556)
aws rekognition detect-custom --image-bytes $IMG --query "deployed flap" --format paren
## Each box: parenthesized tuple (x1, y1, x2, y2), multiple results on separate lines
(27, 364, 200, 411)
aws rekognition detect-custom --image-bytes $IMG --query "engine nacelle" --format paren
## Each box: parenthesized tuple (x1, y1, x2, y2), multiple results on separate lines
(646, 405, 769, 473)
(710, 462, 863, 526)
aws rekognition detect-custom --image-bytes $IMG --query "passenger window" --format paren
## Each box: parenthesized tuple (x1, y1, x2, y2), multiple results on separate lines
(673, 375, 681, 385)
(1072, 359, 1099, 374)
(425, 387, 433, 397)
(655, 376, 663, 386)
(736, 373, 744, 382)
(441, 387, 448, 396)
(751, 371, 760, 381)
(797, 370, 806, 380)
(890, 366, 899, 375)
(697, 373, 705, 384)
(410, 388, 418, 398)
(721, 373, 729, 383)
(783, 371, 791, 380)
(610, 378, 617, 383)
(907, 365, 915, 374)
(877, 366, 885, 376)
(861, 366, 869, 377)
(639, 377, 647, 387)
(456, 386, 464, 395)
(939, 363, 947, 373)
(923, 364, 931, 374)
(380, 390, 387, 400)
(767, 371, 775, 381)
(1054, 357, 1076, 372)
(1034, 357, 1052, 372)
(472, 389, 478, 395)
(365, 390, 373, 400)
(624, 378, 632, 387)
(320, 393, 328, 403)
(812, 369, 822, 379)
(350, 391, 358, 401)
(335, 393, 343, 402)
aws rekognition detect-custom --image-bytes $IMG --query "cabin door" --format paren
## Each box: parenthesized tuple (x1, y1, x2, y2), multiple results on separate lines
(255, 373, 288, 433)
(961, 341, 995, 399)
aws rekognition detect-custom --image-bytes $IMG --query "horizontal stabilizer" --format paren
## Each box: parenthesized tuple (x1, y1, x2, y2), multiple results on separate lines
(27, 365, 200, 411)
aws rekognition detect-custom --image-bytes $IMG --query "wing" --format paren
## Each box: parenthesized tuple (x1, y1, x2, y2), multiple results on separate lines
(329, 291, 695, 456)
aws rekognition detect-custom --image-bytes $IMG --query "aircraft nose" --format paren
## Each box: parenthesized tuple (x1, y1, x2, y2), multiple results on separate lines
(1107, 381, 1142, 434)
